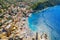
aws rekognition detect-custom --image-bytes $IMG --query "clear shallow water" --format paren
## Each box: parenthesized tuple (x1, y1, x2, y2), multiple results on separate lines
(28, 5, 60, 40)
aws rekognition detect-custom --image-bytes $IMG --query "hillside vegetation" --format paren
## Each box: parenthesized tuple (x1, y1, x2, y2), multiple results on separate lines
(0, 0, 60, 13)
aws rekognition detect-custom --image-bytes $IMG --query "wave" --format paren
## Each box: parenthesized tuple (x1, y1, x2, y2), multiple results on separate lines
(28, 5, 60, 40)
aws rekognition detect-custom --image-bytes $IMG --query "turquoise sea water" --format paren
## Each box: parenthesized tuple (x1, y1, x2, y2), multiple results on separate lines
(28, 5, 60, 40)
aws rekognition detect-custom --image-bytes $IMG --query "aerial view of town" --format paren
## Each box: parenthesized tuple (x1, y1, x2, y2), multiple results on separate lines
(0, 0, 60, 40)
